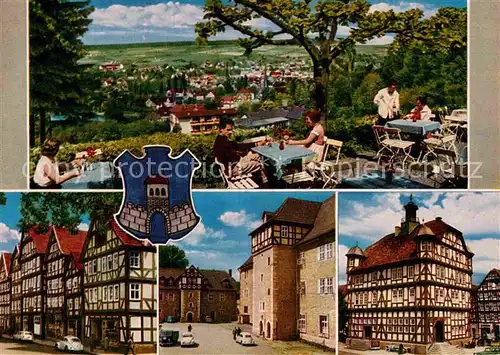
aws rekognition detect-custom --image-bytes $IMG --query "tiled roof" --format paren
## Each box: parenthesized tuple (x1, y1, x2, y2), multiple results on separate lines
(53, 227, 88, 270)
(110, 218, 150, 247)
(350, 218, 470, 272)
(2, 253, 12, 276)
(238, 256, 253, 270)
(159, 267, 237, 291)
(144, 175, 169, 185)
(297, 194, 335, 245)
(338, 284, 348, 297)
(28, 226, 52, 254)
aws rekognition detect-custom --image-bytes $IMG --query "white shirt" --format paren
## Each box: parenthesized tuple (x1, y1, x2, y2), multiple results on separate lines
(374, 88, 400, 119)
(414, 105, 432, 121)
(33, 155, 59, 186)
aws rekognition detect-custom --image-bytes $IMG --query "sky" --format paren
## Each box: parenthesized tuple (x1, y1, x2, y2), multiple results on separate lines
(170, 191, 334, 280)
(338, 192, 500, 286)
(83, 0, 467, 45)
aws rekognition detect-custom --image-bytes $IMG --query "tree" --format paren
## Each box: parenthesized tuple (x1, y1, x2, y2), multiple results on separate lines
(195, 0, 430, 121)
(159, 245, 190, 268)
(338, 290, 349, 340)
(18, 193, 122, 233)
(261, 87, 276, 102)
(30, 0, 94, 146)
(0, 193, 6, 206)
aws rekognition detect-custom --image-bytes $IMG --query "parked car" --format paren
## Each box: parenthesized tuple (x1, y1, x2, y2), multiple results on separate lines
(55, 336, 84, 352)
(205, 316, 213, 323)
(159, 330, 179, 347)
(14, 331, 34, 342)
(165, 316, 177, 323)
(236, 332, 255, 346)
(180, 332, 196, 347)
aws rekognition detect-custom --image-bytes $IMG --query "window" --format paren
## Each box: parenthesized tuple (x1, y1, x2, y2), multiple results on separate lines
(300, 281, 306, 296)
(281, 226, 289, 238)
(208, 294, 214, 301)
(267, 288, 270, 295)
(299, 314, 306, 333)
(189, 292, 193, 299)
(103, 287, 108, 302)
(169, 293, 175, 301)
(392, 268, 403, 280)
(114, 285, 119, 301)
(318, 245, 326, 261)
(409, 287, 415, 301)
(372, 291, 378, 303)
(129, 251, 140, 268)
(108, 255, 113, 271)
(319, 279, 326, 294)
(319, 315, 329, 337)
(244, 306, 248, 313)
(267, 257, 271, 266)
(259, 302, 265, 312)
(260, 274, 263, 282)
(108, 286, 113, 301)
(220, 294, 225, 301)
(130, 284, 140, 301)
(326, 278, 334, 294)
(408, 266, 414, 278)
(92, 260, 97, 274)
(398, 289, 403, 302)
(113, 253, 118, 270)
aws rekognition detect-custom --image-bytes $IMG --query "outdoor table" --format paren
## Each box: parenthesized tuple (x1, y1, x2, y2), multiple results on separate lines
(341, 171, 428, 189)
(251, 143, 316, 180)
(62, 162, 122, 189)
(385, 119, 441, 136)
(445, 115, 468, 124)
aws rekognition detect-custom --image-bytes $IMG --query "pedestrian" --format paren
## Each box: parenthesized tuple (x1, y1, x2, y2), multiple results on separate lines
(373, 80, 400, 124)
(233, 328, 237, 340)
(237, 327, 241, 336)
(188, 324, 192, 333)
(124, 334, 136, 355)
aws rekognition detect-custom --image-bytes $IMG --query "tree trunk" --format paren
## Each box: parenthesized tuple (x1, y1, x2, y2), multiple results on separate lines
(313, 61, 330, 123)
(29, 114, 35, 147)
(39, 108, 46, 144)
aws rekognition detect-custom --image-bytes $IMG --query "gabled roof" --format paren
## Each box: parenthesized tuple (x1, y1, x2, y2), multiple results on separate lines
(297, 194, 335, 245)
(1, 253, 12, 276)
(110, 219, 150, 247)
(478, 268, 500, 289)
(27, 226, 52, 254)
(52, 227, 88, 269)
(238, 256, 253, 270)
(160, 266, 237, 291)
(349, 218, 471, 272)
(250, 198, 322, 235)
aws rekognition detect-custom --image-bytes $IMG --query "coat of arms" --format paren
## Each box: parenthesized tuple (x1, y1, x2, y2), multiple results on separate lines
(113, 145, 201, 244)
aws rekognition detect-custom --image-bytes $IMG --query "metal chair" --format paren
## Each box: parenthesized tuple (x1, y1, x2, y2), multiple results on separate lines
(372, 125, 415, 166)
(214, 158, 259, 189)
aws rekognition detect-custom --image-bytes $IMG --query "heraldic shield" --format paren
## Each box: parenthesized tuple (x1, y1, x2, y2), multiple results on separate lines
(113, 145, 201, 244)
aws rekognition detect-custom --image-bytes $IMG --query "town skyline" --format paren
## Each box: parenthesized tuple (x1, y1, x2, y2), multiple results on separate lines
(84, 0, 467, 45)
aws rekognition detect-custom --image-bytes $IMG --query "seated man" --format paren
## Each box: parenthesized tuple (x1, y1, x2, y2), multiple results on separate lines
(213, 118, 268, 186)
(405, 96, 432, 121)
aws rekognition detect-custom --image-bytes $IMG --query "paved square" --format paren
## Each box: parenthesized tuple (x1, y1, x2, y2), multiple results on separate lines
(159, 322, 331, 354)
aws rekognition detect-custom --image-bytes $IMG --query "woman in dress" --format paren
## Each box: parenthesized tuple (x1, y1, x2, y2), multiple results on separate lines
(32, 138, 81, 189)
(285, 109, 326, 160)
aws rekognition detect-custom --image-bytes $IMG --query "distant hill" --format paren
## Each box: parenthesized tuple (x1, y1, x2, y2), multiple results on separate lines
(81, 40, 389, 67)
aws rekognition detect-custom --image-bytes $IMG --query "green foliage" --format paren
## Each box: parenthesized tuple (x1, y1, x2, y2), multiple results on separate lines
(0, 193, 6, 206)
(159, 246, 190, 268)
(351, 73, 384, 116)
(51, 119, 170, 144)
(338, 291, 349, 334)
(19, 193, 122, 233)
(203, 98, 219, 110)
(261, 87, 277, 102)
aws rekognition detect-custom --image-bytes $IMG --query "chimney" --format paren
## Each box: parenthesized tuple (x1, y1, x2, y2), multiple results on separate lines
(395, 226, 401, 236)
(228, 269, 232, 277)
(435, 217, 442, 221)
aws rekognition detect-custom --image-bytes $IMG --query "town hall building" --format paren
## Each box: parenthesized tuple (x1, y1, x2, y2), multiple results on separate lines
(344, 197, 474, 354)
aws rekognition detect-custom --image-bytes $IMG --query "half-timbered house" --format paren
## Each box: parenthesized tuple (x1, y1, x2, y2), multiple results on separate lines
(44, 227, 87, 339)
(345, 197, 474, 353)
(82, 219, 157, 351)
(159, 266, 237, 323)
(10, 245, 22, 332)
(0, 252, 12, 333)
(241, 195, 336, 350)
(476, 269, 500, 339)
(20, 226, 51, 338)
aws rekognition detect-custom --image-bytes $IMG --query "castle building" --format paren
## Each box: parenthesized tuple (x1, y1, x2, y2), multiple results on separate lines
(239, 195, 335, 350)
(159, 266, 237, 323)
(0, 252, 12, 333)
(82, 219, 157, 351)
(475, 268, 500, 338)
(44, 227, 87, 339)
(345, 197, 474, 354)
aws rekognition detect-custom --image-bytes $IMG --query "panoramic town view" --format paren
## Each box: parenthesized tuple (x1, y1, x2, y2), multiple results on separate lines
(159, 191, 335, 354)
(29, 0, 467, 190)
(338, 192, 500, 355)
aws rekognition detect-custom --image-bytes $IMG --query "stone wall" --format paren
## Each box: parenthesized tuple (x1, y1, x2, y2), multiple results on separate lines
(238, 267, 253, 325)
(169, 204, 197, 234)
(200, 290, 237, 323)
(159, 290, 181, 322)
(180, 290, 201, 322)
(119, 202, 147, 233)
(252, 248, 274, 338)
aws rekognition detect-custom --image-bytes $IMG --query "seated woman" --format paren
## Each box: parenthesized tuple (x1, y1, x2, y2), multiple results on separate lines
(32, 138, 82, 189)
(285, 109, 326, 161)
(405, 96, 432, 121)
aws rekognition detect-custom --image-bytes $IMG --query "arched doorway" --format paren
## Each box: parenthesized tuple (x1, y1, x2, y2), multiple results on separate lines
(150, 212, 167, 244)
(266, 322, 271, 339)
(259, 321, 263, 336)
(187, 312, 193, 322)
(435, 321, 445, 342)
